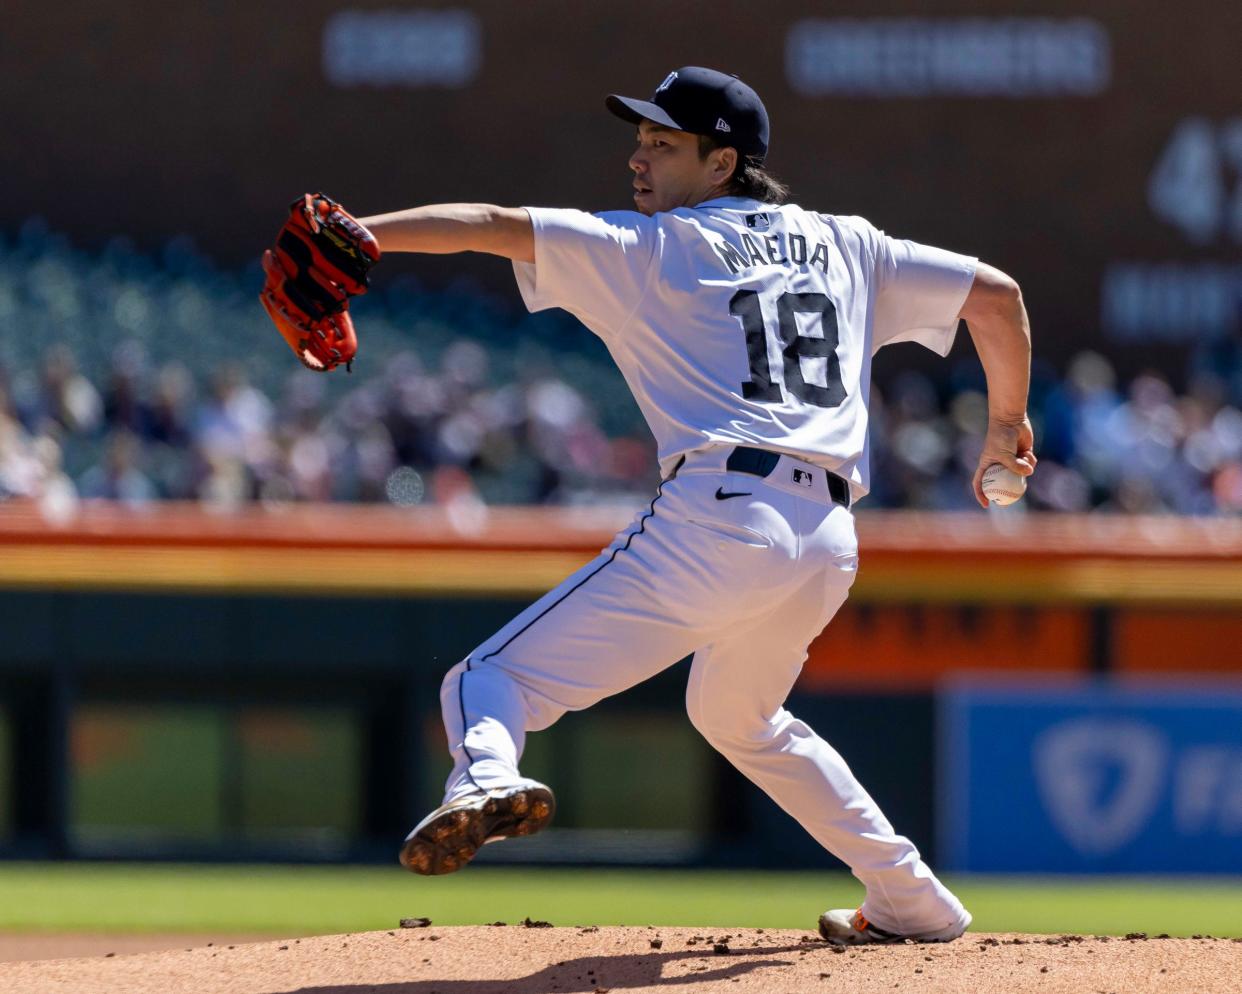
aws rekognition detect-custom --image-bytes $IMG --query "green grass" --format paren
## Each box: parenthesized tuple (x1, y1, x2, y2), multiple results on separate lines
(0, 864, 1240, 937)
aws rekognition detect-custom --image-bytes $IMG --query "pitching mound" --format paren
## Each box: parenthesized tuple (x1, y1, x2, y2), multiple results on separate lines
(3, 925, 1240, 994)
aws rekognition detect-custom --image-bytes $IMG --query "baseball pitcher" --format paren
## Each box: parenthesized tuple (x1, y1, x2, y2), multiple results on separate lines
(260, 66, 1035, 945)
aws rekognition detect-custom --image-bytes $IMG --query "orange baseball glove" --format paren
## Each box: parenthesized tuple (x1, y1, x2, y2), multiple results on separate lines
(259, 193, 380, 372)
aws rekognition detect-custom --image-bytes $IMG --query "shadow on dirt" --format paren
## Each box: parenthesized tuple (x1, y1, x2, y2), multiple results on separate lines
(271, 942, 812, 993)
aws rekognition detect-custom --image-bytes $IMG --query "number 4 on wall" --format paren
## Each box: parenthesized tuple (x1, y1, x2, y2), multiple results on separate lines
(1147, 117, 1242, 245)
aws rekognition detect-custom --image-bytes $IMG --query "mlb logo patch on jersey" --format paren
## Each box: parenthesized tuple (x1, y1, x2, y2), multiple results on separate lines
(792, 468, 814, 487)
(745, 212, 770, 231)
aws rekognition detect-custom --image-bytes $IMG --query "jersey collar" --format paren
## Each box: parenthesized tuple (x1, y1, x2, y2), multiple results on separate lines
(692, 195, 766, 210)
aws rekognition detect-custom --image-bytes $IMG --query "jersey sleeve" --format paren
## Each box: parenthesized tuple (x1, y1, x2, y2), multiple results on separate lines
(871, 233, 978, 356)
(511, 207, 659, 337)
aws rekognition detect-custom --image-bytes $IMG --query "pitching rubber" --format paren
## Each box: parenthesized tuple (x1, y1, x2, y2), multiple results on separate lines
(399, 785, 556, 876)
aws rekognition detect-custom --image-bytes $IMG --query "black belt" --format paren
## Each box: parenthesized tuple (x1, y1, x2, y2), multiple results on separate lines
(724, 446, 852, 509)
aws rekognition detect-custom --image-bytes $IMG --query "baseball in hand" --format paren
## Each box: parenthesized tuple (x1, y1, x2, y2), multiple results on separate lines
(981, 463, 1027, 506)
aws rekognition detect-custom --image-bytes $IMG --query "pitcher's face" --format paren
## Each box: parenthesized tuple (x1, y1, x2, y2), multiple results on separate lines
(628, 121, 729, 215)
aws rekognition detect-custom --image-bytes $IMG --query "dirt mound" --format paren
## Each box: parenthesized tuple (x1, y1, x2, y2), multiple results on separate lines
(3, 925, 1239, 994)
(0, 933, 272, 964)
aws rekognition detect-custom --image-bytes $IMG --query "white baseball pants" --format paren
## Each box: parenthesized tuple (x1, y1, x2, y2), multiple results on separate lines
(437, 449, 968, 936)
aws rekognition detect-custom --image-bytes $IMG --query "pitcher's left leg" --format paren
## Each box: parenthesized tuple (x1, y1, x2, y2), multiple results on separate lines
(685, 560, 968, 939)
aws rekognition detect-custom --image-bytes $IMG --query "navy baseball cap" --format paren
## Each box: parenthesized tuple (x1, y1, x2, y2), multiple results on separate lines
(606, 66, 769, 161)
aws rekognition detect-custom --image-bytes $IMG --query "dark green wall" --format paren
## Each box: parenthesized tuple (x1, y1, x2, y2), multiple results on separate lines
(0, 589, 934, 866)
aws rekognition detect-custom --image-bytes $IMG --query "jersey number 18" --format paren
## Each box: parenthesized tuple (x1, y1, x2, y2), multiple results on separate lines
(729, 290, 847, 409)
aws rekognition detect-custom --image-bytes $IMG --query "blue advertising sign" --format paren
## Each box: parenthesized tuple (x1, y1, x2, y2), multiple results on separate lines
(939, 678, 1242, 873)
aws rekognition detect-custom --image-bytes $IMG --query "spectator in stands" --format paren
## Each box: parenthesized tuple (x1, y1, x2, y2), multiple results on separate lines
(0, 410, 38, 498)
(102, 340, 151, 438)
(147, 362, 195, 449)
(78, 430, 156, 505)
(31, 344, 102, 436)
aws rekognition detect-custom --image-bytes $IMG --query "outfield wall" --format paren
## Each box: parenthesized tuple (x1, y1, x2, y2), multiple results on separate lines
(0, 502, 1238, 869)
(0, 501, 1237, 677)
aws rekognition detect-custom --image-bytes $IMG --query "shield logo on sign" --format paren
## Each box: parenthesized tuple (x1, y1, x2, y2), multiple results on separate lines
(1032, 718, 1168, 856)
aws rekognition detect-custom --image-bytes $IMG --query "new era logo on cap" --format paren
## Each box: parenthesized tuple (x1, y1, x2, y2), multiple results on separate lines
(715, 117, 731, 132)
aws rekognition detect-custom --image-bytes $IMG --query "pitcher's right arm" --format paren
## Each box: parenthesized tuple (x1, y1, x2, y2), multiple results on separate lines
(957, 261, 1036, 508)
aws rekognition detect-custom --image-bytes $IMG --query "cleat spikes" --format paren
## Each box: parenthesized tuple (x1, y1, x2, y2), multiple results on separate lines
(399, 784, 556, 876)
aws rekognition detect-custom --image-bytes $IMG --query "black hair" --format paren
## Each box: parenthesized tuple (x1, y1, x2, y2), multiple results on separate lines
(697, 135, 791, 204)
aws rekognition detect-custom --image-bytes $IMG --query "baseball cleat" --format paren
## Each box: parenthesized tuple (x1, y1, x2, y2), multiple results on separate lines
(817, 908, 970, 945)
(399, 783, 556, 876)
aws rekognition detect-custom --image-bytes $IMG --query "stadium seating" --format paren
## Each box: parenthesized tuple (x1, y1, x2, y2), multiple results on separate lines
(1, 221, 1239, 514)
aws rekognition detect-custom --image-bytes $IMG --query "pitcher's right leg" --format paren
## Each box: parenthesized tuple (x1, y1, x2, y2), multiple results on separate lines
(686, 559, 968, 939)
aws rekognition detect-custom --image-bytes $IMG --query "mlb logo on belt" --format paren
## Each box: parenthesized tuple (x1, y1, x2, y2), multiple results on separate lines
(792, 468, 814, 487)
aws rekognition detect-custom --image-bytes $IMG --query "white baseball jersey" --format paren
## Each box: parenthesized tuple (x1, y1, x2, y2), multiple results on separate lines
(512, 196, 977, 497)
(427, 194, 978, 939)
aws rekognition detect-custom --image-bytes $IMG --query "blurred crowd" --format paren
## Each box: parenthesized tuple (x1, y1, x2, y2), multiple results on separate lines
(0, 342, 655, 514)
(1, 221, 1239, 515)
(867, 351, 1242, 514)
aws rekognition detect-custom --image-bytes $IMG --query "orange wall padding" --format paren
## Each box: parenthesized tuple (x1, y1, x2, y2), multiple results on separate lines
(799, 605, 1090, 690)
(1114, 611, 1242, 674)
